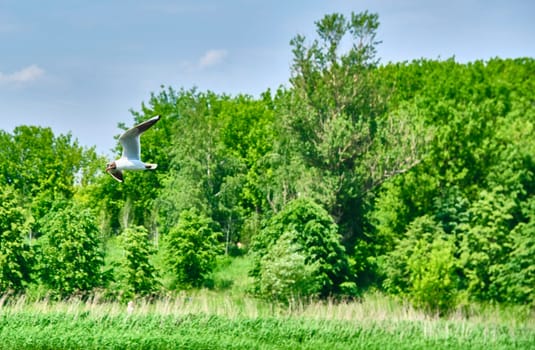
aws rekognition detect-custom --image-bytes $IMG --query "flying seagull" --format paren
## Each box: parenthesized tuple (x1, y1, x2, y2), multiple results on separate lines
(106, 115, 160, 182)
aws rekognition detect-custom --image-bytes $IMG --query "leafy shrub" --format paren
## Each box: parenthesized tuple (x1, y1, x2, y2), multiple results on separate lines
(407, 234, 458, 314)
(119, 225, 159, 297)
(384, 215, 458, 314)
(251, 197, 351, 298)
(165, 209, 222, 288)
(258, 231, 320, 303)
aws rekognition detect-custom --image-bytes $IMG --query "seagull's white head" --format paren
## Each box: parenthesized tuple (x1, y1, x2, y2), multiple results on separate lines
(106, 161, 116, 172)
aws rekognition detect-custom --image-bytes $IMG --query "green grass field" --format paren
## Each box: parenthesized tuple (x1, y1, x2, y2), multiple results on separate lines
(1, 257, 533, 349)
(1, 291, 533, 350)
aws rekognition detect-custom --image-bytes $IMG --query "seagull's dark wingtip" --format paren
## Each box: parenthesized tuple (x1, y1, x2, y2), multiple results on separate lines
(135, 115, 161, 134)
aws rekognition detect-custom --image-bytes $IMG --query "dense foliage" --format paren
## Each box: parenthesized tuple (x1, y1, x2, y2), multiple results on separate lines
(0, 11, 533, 314)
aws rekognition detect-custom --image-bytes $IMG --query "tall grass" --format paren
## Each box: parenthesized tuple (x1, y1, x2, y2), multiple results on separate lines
(2, 290, 533, 327)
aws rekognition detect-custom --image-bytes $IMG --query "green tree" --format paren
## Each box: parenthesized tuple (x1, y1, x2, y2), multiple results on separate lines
(165, 209, 222, 288)
(157, 90, 237, 233)
(0, 186, 32, 292)
(38, 201, 104, 297)
(119, 225, 159, 297)
(284, 11, 424, 250)
(0, 126, 97, 235)
(156, 89, 278, 249)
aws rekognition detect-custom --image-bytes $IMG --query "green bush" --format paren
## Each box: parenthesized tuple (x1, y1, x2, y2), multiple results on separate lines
(493, 197, 535, 305)
(251, 197, 351, 298)
(384, 215, 458, 314)
(258, 231, 321, 303)
(407, 235, 458, 314)
(165, 209, 222, 288)
(119, 225, 159, 297)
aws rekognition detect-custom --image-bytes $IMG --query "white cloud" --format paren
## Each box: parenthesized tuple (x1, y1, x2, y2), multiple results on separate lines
(198, 49, 228, 69)
(0, 65, 45, 84)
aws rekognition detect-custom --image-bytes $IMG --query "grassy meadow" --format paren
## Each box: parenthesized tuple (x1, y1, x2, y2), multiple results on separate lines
(1, 257, 534, 350)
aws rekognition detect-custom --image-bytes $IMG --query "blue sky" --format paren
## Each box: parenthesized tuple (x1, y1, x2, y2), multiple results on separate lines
(1, 0, 534, 157)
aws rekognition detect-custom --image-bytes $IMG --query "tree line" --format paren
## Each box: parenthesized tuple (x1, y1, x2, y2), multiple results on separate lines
(0, 12, 533, 313)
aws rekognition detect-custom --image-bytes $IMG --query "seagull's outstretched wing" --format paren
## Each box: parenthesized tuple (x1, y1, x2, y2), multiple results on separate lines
(119, 115, 160, 160)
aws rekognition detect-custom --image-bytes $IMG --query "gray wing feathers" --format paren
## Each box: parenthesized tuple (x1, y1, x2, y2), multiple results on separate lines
(120, 135, 140, 160)
(119, 115, 160, 160)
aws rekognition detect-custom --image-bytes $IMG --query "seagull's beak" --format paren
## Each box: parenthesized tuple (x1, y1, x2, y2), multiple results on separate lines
(106, 163, 113, 172)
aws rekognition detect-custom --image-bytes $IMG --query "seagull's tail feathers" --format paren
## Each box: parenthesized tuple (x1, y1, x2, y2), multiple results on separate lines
(145, 163, 158, 170)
